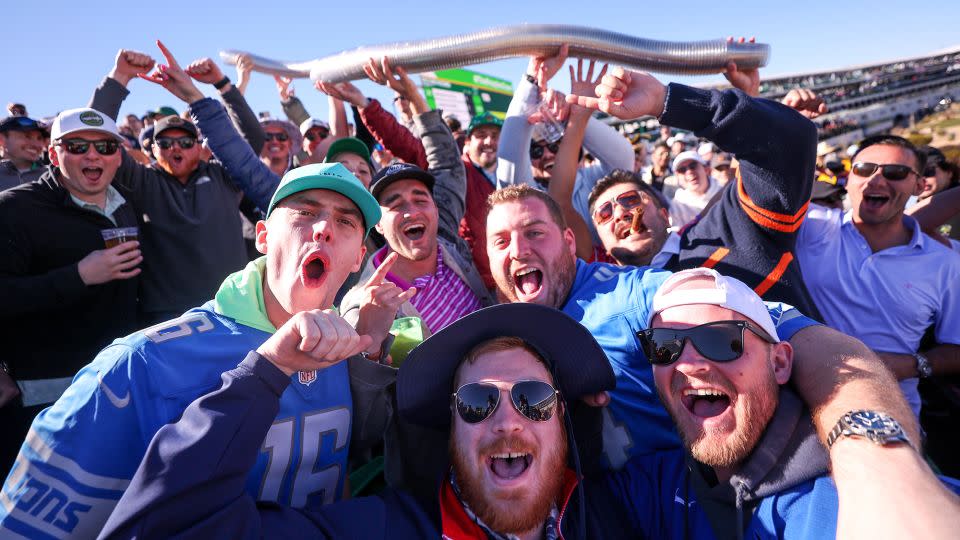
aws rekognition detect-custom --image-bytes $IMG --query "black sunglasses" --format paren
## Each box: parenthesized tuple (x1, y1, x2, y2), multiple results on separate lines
(155, 136, 196, 150)
(58, 138, 120, 156)
(264, 132, 290, 142)
(636, 320, 776, 366)
(675, 162, 701, 174)
(851, 161, 919, 181)
(529, 141, 560, 159)
(452, 380, 559, 424)
(304, 130, 329, 142)
(593, 189, 647, 225)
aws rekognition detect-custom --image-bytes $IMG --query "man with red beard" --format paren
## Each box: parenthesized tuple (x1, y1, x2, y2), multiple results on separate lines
(97, 303, 641, 539)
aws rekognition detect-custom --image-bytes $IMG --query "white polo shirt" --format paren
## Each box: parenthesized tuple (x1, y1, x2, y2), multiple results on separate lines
(796, 204, 960, 417)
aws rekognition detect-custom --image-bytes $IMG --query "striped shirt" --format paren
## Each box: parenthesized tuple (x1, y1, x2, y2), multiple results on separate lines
(373, 247, 482, 333)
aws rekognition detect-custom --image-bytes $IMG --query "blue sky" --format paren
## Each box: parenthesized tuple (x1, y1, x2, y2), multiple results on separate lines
(5, 1, 960, 122)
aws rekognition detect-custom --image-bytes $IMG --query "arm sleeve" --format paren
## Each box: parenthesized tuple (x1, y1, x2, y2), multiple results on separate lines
(765, 301, 822, 341)
(496, 77, 540, 187)
(191, 97, 279, 211)
(0, 346, 151, 539)
(660, 83, 817, 234)
(281, 96, 310, 127)
(414, 110, 466, 242)
(358, 99, 428, 169)
(934, 259, 960, 344)
(351, 105, 376, 152)
(88, 77, 129, 120)
(581, 116, 634, 175)
(220, 86, 266, 155)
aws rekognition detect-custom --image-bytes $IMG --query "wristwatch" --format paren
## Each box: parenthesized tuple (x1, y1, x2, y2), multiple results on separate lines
(826, 410, 911, 450)
(913, 352, 933, 379)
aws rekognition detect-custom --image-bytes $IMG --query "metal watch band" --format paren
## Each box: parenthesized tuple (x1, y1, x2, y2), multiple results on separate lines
(913, 352, 933, 379)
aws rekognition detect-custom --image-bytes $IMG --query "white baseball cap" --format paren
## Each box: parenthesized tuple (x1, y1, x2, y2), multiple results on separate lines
(672, 150, 706, 172)
(50, 108, 122, 141)
(647, 268, 779, 342)
(697, 142, 717, 156)
(300, 117, 330, 136)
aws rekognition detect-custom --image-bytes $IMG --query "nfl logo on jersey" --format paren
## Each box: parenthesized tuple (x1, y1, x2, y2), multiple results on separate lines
(298, 370, 317, 386)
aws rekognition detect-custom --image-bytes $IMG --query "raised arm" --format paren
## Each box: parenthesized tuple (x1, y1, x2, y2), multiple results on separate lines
(276, 76, 311, 127)
(907, 185, 960, 237)
(185, 57, 265, 154)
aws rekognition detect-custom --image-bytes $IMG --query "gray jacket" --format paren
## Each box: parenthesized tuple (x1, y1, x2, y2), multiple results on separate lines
(340, 109, 493, 331)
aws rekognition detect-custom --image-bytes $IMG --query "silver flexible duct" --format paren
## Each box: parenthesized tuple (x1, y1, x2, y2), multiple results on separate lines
(220, 24, 769, 82)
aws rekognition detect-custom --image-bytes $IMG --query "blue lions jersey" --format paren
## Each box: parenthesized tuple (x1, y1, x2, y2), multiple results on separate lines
(561, 260, 817, 470)
(0, 304, 352, 539)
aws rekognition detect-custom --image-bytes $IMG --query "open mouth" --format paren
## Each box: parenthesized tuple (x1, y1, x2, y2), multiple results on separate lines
(862, 193, 890, 210)
(81, 167, 104, 181)
(300, 252, 328, 288)
(171, 154, 183, 166)
(402, 223, 426, 241)
(513, 267, 543, 299)
(681, 387, 731, 419)
(616, 218, 648, 239)
(489, 452, 533, 480)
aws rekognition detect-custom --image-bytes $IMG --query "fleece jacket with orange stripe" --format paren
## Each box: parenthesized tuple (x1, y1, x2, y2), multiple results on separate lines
(660, 83, 823, 321)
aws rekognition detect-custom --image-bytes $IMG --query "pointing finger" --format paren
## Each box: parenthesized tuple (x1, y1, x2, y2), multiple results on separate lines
(366, 252, 398, 286)
(155, 40, 181, 69)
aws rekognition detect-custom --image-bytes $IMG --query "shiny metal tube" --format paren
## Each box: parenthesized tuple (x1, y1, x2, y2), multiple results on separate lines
(220, 24, 769, 82)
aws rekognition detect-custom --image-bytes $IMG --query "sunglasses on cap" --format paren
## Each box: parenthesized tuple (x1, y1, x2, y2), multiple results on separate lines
(850, 161, 919, 181)
(452, 380, 560, 424)
(636, 320, 776, 367)
(57, 138, 120, 156)
(529, 141, 560, 160)
(264, 132, 290, 142)
(593, 189, 647, 225)
(155, 136, 197, 150)
(675, 162, 701, 174)
(304, 129, 329, 142)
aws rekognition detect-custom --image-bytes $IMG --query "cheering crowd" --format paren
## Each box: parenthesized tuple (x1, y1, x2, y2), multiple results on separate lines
(1, 37, 959, 539)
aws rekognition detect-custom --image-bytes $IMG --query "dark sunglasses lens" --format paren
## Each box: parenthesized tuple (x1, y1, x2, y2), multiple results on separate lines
(93, 141, 120, 155)
(530, 146, 544, 159)
(267, 133, 289, 142)
(594, 201, 613, 224)
(64, 141, 90, 154)
(456, 383, 499, 423)
(688, 324, 744, 362)
(156, 139, 173, 150)
(880, 165, 911, 181)
(852, 162, 878, 177)
(639, 329, 683, 365)
(617, 191, 644, 209)
(923, 166, 937, 177)
(177, 138, 195, 149)
(548, 143, 560, 154)
(511, 381, 557, 421)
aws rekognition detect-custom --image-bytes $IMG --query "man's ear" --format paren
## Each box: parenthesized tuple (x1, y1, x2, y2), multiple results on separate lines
(771, 341, 794, 385)
(352, 243, 367, 273)
(375, 221, 384, 236)
(255, 220, 268, 255)
(562, 227, 577, 256)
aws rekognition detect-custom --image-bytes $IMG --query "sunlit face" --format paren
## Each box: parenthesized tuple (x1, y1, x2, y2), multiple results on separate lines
(651, 292, 791, 472)
(257, 189, 366, 318)
(529, 140, 559, 181)
(262, 127, 292, 162)
(152, 127, 200, 181)
(466, 125, 500, 169)
(0, 129, 44, 166)
(330, 152, 373, 188)
(304, 126, 330, 156)
(375, 179, 439, 263)
(847, 144, 923, 227)
(451, 348, 567, 536)
(49, 130, 122, 202)
(591, 182, 670, 267)
(676, 159, 709, 195)
(920, 164, 952, 200)
(486, 197, 576, 308)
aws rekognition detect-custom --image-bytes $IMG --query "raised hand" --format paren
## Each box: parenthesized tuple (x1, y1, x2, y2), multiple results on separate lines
(235, 53, 253, 95)
(274, 75, 295, 101)
(565, 66, 667, 121)
(362, 57, 428, 114)
(315, 80, 367, 108)
(138, 40, 205, 104)
(109, 49, 156, 86)
(723, 37, 760, 97)
(529, 44, 569, 87)
(77, 241, 142, 285)
(185, 58, 226, 86)
(782, 88, 828, 119)
(528, 88, 570, 125)
(257, 309, 373, 376)
(568, 59, 608, 119)
(355, 252, 417, 358)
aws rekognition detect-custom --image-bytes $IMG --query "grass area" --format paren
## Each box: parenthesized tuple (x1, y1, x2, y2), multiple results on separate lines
(935, 118, 960, 129)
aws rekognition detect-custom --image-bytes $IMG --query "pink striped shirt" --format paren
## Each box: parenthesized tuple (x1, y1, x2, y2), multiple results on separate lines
(373, 247, 482, 332)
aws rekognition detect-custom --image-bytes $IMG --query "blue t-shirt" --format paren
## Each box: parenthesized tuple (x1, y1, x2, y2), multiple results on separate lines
(561, 260, 818, 469)
(0, 305, 352, 539)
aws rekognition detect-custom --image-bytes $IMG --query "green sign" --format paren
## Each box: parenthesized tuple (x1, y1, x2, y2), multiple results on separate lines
(421, 68, 514, 128)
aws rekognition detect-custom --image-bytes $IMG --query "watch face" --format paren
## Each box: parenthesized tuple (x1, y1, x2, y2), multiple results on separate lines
(848, 411, 901, 436)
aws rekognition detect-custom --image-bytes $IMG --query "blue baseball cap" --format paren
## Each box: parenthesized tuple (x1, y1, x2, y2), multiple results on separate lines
(266, 162, 381, 235)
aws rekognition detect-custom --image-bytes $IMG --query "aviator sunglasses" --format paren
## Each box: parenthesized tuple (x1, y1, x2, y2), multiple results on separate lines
(593, 189, 647, 225)
(304, 129, 329, 142)
(851, 161, 920, 181)
(155, 136, 197, 150)
(452, 380, 560, 424)
(636, 320, 776, 366)
(58, 139, 120, 156)
(529, 141, 560, 159)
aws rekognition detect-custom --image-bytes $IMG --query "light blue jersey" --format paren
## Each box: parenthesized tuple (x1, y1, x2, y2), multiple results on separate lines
(1, 294, 353, 539)
(561, 260, 817, 469)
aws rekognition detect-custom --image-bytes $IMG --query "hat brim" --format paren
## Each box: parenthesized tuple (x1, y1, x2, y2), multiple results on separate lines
(371, 168, 436, 201)
(397, 303, 616, 430)
(267, 166, 381, 235)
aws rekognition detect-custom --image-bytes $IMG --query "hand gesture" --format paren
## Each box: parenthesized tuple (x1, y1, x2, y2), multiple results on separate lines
(529, 44, 569, 87)
(782, 88, 828, 119)
(275, 75, 295, 101)
(363, 57, 427, 114)
(139, 41, 205, 104)
(722, 37, 760, 97)
(355, 252, 417, 355)
(235, 53, 254, 92)
(110, 49, 155, 86)
(185, 58, 225, 86)
(77, 241, 142, 285)
(315, 80, 367, 108)
(528, 88, 570, 124)
(257, 309, 373, 376)
(568, 59, 608, 117)
(565, 66, 667, 121)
